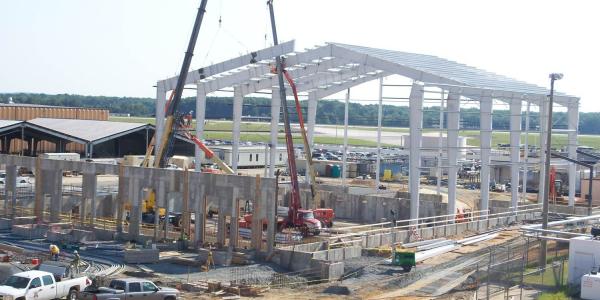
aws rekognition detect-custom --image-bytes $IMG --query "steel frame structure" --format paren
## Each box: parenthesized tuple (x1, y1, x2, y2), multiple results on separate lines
(155, 41, 580, 222)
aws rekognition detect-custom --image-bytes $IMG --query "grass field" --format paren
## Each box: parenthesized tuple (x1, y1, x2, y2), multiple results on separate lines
(110, 117, 272, 132)
(204, 132, 388, 147)
(110, 117, 600, 149)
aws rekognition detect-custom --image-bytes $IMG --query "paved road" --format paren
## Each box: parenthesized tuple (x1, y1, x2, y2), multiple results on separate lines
(311, 125, 449, 145)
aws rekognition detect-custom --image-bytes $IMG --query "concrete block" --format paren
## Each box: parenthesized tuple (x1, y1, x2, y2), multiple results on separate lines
(0, 218, 11, 230)
(12, 224, 46, 239)
(489, 218, 498, 227)
(46, 230, 67, 243)
(312, 251, 327, 261)
(71, 229, 96, 242)
(344, 246, 361, 259)
(456, 223, 467, 235)
(93, 228, 117, 241)
(479, 220, 487, 231)
(13, 216, 36, 225)
(467, 221, 477, 231)
(434, 226, 445, 237)
(123, 248, 160, 264)
(395, 230, 408, 243)
(380, 233, 392, 246)
(420, 228, 434, 239)
(316, 260, 344, 281)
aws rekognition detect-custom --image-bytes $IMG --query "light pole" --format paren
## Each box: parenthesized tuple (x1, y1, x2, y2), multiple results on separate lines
(539, 73, 563, 268)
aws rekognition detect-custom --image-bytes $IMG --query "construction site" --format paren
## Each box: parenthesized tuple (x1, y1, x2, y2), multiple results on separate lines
(2, 1, 600, 300)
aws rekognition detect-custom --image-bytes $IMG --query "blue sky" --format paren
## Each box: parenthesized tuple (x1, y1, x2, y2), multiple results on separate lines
(1, 0, 598, 111)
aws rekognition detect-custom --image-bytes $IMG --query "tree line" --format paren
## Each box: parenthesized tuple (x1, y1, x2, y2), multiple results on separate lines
(2, 93, 599, 134)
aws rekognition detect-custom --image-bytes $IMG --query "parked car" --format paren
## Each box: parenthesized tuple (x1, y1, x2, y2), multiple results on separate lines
(79, 278, 179, 300)
(0, 269, 90, 300)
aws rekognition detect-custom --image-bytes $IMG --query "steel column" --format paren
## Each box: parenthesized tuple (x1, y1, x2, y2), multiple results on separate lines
(510, 99, 522, 211)
(195, 85, 207, 171)
(155, 86, 167, 158)
(568, 102, 579, 206)
(480, 96, 493, 216)
(306, 92, 318, 181)
(522, 101, 531, 205)
(375, 78, 384, 188)
(409, 82, 424, 223)
(342, 89, 350, 187)
(269, 89, 281, 177)
(231, 87, 243, 172)
(446, 92, 460, 219)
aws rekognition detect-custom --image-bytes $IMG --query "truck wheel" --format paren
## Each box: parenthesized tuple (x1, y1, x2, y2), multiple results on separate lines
(402, 265, 412, 272)
(328, 221, 334, 228)
(164, 297, 176, 300)
(67, 288, 78, 300)
(313, 229, 321, 236)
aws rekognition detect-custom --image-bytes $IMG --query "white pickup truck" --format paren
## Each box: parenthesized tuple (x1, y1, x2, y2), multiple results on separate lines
(0, 270, 90, 300)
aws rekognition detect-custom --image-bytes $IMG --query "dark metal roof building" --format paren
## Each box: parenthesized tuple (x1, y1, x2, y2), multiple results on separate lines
(0, 118, 194, 158)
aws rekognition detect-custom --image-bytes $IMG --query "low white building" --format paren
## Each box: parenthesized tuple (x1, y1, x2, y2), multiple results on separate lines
(212, 145, 287, 168)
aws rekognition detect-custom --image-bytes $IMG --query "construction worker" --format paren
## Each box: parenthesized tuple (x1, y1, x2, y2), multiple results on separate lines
(205, 244, 215, 271)
(71, 250, 81, 274)
(49, 244, 60, 261)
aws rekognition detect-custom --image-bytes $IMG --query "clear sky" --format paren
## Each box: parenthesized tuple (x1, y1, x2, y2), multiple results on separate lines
(1, 0, 598, 111)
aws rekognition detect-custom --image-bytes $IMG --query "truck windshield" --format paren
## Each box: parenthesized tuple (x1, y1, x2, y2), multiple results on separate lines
(3, 276, 30, 289)
(303, 212, 315, 219)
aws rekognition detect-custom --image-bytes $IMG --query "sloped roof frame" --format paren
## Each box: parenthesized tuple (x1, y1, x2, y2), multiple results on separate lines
(179, 42, 577, 107)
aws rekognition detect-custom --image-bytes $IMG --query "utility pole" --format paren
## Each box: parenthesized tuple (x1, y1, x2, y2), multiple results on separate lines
(539, 73, 563, 269)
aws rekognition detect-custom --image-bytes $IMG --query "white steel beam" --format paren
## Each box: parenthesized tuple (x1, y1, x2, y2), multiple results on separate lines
(509, 98, 522, 211)
(437, 90, 445, 195)
(568, 101, 579, 206)
(330, 44, 461, 87)
(446, 92, 460, 219)
(306, 92, 317, 146)
(269, 89, 281, 177)
(375, 78, 383, 188)
(202, 46, 338, 96)
(409, 82, 425, 223)
(342, 89, 350, 187)
(480, 96, 493, 216)
(522, 101, 531, 205)
(195, 84, 206, 171)
(238, 57, 369, 96)
(305, 92, 317, 181)
(155, 86, 167, 158)
(231, 87, 243, 172)
(157, 40, 295, 91)
(312, 72, 389, 100)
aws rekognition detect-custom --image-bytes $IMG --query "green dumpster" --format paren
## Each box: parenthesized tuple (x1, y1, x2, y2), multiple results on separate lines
(392, 250, 416, 272)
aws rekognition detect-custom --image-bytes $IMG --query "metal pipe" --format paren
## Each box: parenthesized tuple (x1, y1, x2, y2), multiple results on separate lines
(524, 234, 571, 243)
(522, 228, 590, 237)
(522, 213, 600, 229)
(342, 89, 350, 187)
(540, 73, 562, 267)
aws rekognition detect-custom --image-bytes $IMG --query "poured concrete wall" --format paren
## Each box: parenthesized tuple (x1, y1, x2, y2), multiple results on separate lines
(280, 185, 445, 223)
(0, 154, 278, 255)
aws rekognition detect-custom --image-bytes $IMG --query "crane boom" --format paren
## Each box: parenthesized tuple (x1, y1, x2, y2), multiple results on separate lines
(267, 0, 302, 225)
(154, 0, 209, 168)
(283, 70, 320, 207)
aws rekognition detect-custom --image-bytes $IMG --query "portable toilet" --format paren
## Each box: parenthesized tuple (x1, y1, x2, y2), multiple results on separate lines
(331, 165, 341, 178)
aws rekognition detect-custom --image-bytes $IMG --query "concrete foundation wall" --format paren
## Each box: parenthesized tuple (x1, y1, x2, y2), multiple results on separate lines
(123, 248, 160, 264)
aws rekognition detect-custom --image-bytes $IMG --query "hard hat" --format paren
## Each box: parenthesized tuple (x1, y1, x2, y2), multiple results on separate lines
(73, 250, 78, 254)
